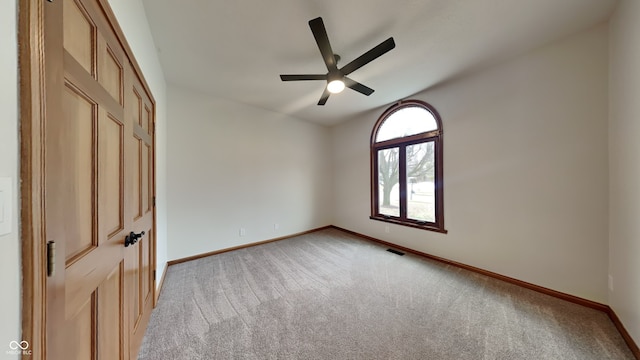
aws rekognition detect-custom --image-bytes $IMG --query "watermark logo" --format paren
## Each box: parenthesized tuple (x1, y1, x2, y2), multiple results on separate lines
(9, 341, 28, 350)
(7, 340, 32, 356)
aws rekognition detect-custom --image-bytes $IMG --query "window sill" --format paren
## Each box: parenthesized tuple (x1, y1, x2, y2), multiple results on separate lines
(369, 216, 448, 234)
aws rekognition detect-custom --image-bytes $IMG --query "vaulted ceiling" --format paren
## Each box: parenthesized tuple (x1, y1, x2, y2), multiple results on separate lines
(141, 0, 617, 126)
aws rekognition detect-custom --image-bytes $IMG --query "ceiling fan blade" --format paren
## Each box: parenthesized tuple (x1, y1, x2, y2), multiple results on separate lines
(317, 87, 330, 105)
(309, 17, 338, 72)
(280, 74, 327, 81)
(340, 37, 396, 76)
(344, 77, 374, 96)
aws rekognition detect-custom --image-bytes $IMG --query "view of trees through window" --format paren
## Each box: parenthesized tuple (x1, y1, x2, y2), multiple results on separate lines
(378, 147, 399, 217)
(406, 141, 435, 222)
(371, 100, 445, 232)
(377, 141, 435, 221)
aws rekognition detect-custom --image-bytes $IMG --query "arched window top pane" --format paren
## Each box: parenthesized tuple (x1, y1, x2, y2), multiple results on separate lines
(375, 106, 438, 143)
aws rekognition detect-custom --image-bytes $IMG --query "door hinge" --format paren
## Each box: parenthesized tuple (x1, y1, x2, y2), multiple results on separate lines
(47, 241, 56, 277)
(153, 196, 156, 207)
(153, 270, 156, 281)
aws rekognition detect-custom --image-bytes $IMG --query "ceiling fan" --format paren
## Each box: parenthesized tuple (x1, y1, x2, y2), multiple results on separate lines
(280, 17, 396, 105)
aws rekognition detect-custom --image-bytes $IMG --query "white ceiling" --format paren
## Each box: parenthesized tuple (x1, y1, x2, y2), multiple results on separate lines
(141, 0, 617, 126)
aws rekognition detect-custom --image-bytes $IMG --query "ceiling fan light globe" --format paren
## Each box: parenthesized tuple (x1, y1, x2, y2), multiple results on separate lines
(327, 79, 345, 94)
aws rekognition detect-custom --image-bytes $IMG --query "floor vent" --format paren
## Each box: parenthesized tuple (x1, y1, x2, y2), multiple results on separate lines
(386, 249, 405, 256)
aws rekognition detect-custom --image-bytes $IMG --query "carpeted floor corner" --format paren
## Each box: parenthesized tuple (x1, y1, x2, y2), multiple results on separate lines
(138, 228, 635, 359)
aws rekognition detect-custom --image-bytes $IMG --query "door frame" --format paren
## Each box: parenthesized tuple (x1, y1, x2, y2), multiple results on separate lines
(18, 1, 157, 359)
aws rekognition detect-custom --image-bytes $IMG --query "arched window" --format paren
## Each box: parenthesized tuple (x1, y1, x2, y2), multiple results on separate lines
(370, 100, 446, 233)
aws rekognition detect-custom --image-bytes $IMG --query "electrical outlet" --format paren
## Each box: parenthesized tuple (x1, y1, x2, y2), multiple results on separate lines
(239, 228, 246, 237)
(608, 275, 614, 292)
(385, 225, 390, 233)
(274, 223, 279, 230)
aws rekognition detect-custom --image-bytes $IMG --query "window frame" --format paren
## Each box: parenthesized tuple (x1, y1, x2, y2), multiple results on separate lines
(370, 100, 447, 233)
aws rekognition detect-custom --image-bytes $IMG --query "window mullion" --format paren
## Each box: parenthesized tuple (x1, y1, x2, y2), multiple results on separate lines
(399, 145, 407, 220)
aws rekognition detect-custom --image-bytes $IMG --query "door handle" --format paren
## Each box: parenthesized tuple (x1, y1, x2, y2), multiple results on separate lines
(124, 231, 145, 247)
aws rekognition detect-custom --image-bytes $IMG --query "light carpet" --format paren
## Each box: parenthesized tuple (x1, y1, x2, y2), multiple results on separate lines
(138, 228, 634, 359)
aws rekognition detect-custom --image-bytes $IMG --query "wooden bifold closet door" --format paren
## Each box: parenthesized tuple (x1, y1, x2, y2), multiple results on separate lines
(43, 0, 156, 359)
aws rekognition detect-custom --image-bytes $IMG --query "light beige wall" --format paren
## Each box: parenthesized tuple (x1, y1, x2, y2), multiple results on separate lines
(609, 0, 640, 344)
(166, 86, 333, 260)
(332, 24, 610, 303)
(0, 0, 20, 355)
(107, 0, 169, 287)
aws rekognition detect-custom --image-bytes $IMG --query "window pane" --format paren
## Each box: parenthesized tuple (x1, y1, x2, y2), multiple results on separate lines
(406, 142, 435, 222)
(376, 106, 438, 143)
(378, 148, 399, 217)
